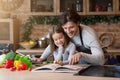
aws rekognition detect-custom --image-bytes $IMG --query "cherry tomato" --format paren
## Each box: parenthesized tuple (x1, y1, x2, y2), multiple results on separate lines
(28, 67, 32, 71)
(10, 67, 16, 71)
(17, 67, 21, 71)
(18, 63, 27, 70)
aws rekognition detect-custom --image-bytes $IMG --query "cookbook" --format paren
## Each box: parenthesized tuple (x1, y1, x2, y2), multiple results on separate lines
(32, 64, 90, 73)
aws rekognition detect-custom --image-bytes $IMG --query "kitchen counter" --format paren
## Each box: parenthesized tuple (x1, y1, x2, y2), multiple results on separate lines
(0, 68, 119, 80)
(107, 49, 120, 56)
(16, 48, 120, 55)
(15, 48, 45, 55)
(15, 48, 120, 61)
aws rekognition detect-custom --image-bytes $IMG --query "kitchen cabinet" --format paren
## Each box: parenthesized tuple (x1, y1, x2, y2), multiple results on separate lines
(86, 0, 116, 15)
(56, 0, 86, 15)
(30, 0, 57, 15)
(30, 0, 120, 15)
(116, 0, 120, 14)
(30, 0, 86, 15)
(0, 19, 19, 51)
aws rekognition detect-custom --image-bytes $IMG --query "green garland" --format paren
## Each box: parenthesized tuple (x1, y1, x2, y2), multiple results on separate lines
(81, 15, 120, 25)
(22, 15, 120, 41)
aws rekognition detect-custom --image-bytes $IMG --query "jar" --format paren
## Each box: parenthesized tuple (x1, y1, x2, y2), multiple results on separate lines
(38, 37, 48, 48)
(76, 0, 81, 12)
(95, 5, 103, 12)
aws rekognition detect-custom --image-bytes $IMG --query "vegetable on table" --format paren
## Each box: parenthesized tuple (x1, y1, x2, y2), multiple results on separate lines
(19, 56, 32, 69)
(0, 51, 33, 71)
(5, 51, 16, 60)
(18, 63, 27, 70)
(14, 54, 21, 60)
(14, 60, 22, 69)
(10, 67, 16, 71)
(0, 63, 4, 68)
(0, 54, 6, 64)
(4, 59, 14, 68)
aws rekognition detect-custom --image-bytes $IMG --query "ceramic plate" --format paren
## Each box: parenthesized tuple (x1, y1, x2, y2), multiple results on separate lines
(99, 33, 114, 47)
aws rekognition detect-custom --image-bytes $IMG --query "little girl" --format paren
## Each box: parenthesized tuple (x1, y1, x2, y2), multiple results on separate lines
(36, 25, 76, 65)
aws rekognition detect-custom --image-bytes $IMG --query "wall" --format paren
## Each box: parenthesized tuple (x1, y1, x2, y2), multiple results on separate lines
(0, 0, 120, 49)
(29, 24, 52, 40)
(29, 23, 120, 49)
(91, 23, 120, 49)
(19, 22, 120, 50)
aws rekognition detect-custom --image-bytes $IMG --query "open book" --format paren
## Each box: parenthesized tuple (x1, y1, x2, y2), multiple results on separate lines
(32, 64, 90, 73)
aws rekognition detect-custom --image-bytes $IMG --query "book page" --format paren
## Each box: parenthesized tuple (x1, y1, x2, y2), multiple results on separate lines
(54, 64, 88, 73)
(32, 64, 61, 72)
(32, 64, 90, 73)
(60, 65, 82, 70)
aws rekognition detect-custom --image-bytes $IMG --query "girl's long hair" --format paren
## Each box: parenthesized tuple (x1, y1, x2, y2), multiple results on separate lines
(49, 25, 71, 54)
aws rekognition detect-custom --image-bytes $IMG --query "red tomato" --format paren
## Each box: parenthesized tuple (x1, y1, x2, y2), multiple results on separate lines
(10, 67, 16, 71)
(5, 59, 11, 63)
(28, 67, 32, 71)
(17, 67, 21, 71)
(18, 63, 27, 70)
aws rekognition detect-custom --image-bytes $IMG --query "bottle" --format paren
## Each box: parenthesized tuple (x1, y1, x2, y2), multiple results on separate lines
(76, 0, 81, 12)
(107, 3, 112, 12)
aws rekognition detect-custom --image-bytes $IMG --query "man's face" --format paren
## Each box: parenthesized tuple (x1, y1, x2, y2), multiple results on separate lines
(62, 21, 78, 38)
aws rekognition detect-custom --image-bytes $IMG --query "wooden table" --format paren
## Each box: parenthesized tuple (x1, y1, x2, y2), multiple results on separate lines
(0, 68, 119, 80)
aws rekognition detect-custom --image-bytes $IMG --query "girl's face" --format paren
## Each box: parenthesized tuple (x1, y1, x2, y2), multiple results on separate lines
(52, 32, 65, 47)
(62, 21, 79, 38)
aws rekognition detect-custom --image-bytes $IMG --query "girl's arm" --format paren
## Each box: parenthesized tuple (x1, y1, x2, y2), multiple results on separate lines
(54, 46, 63, 60)
(40, 45, 51, 61)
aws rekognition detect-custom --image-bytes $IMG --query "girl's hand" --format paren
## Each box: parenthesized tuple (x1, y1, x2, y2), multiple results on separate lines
(69, 52, 82, 65)
(54, 60, 63, 66)
(33, 58, 43, 62)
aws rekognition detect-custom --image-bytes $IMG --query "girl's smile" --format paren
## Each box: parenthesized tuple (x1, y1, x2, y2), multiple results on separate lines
(52, 32, 65, 47)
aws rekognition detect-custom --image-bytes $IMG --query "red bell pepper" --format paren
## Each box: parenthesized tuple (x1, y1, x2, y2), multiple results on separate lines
(4, 59, 14, 68)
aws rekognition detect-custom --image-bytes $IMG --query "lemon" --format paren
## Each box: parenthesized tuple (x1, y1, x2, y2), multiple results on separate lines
(29, 41, 35, 45)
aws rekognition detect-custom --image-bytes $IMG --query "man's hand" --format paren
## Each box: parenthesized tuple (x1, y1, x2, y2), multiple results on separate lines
(69, 52, 82, 65)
